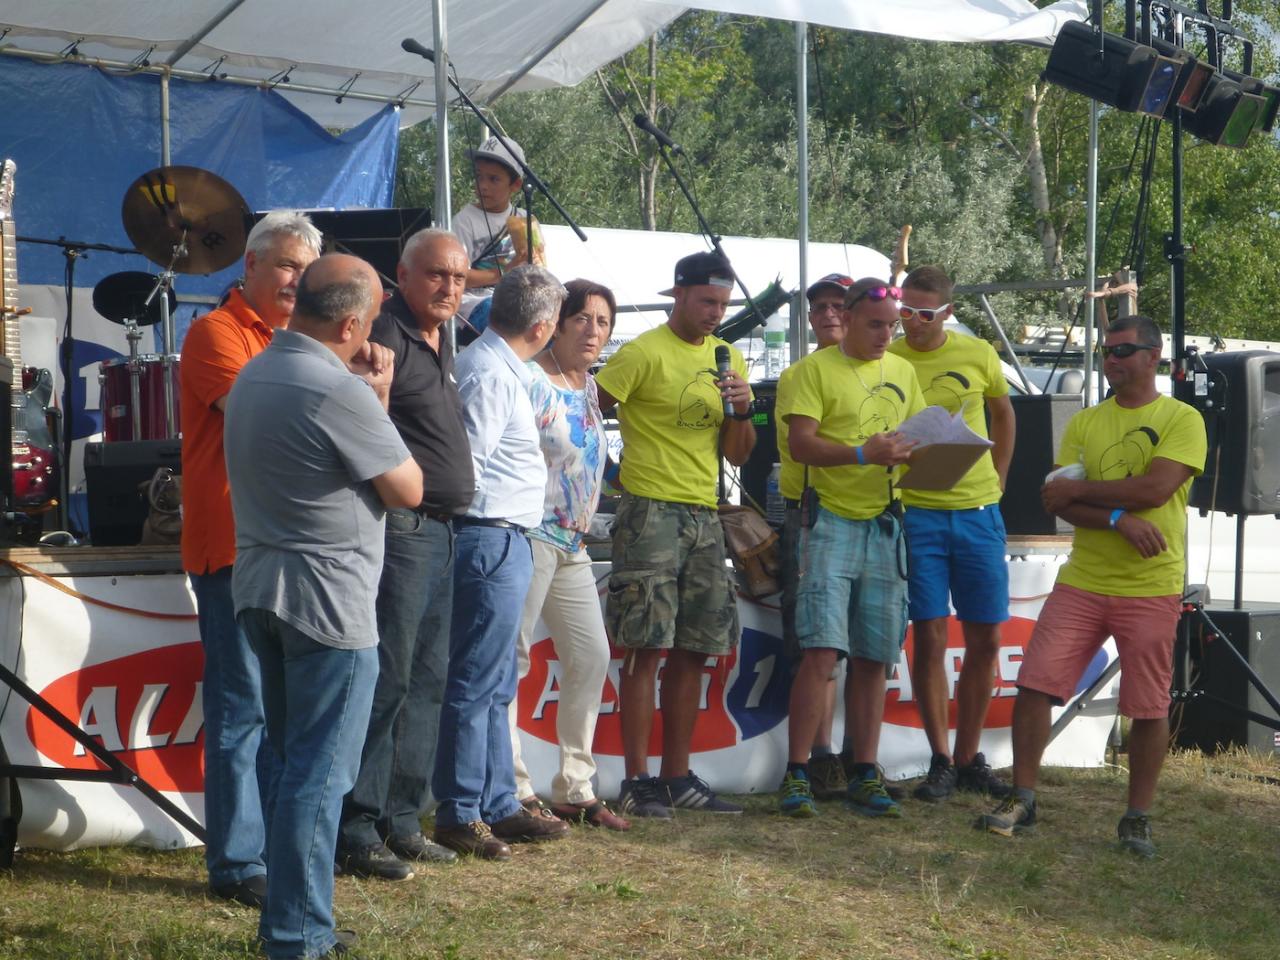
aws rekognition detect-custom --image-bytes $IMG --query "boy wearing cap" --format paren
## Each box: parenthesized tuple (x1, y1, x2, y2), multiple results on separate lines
(595, 251, 755, 818)
(886, 265, 1016, 802)
(452, 135, 545, 321)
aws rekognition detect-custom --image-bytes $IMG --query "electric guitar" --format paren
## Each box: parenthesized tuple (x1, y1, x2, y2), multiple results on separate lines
(891, 224, 912, 288)
(0, 160, 59, 510)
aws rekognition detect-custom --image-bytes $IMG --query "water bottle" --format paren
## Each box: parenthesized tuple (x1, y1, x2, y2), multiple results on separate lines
(766, 463, 786, 527)
(763, 328, 787, 380)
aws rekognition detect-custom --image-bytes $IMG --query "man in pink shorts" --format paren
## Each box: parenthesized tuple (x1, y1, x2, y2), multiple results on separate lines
(978, 315, 1206, 857)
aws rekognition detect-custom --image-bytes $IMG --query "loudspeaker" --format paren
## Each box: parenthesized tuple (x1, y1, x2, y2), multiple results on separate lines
(1175, 607, 1280, 756)
(1000, 394, 1082, 536)
(84, 439, 182, 546)
(1187, 351, 1280, 516)
(739, 379, 778, 512)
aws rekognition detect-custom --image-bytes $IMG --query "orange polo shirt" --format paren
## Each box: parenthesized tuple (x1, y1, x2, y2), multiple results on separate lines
(180, 289, 273, 574)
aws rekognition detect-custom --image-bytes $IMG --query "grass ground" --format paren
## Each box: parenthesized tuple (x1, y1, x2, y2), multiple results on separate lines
(1, 750, 1278, 960)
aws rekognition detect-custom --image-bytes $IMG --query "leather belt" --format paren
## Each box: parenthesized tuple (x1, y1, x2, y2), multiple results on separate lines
(454, 516, 527, 535)
(415, 508, 456, 525)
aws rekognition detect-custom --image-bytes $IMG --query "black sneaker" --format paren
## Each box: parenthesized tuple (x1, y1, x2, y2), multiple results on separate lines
(337, 842, 415, 882)
(661, 770, 743, 814)
(913, 754, 957, 803)
(975, 794, 1036, 837)
(1117, 813, 1156, 858)
(386, 830, 458, 864)
(618, 775, 674, 819)
(210, 873, 267, 909)
(955, 753, 1012, 798)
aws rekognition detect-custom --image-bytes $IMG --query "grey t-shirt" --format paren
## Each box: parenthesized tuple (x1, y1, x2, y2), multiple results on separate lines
(225, 329, 410, 649)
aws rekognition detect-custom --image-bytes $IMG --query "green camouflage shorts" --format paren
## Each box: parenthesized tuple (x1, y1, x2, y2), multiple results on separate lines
(606, 493, 740, 656)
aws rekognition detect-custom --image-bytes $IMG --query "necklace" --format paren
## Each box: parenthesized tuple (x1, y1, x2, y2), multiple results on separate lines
(548, 347, 586, 390)
(839, 341, 884, 395)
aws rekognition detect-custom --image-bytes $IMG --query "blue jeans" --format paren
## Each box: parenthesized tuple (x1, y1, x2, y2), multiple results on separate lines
(432, 525, 531, 828)
(340, 510, 454, 849)
(240, 609, 378, 960)
(190, 567, 271, 886)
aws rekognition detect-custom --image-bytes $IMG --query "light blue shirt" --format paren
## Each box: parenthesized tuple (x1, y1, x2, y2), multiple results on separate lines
(456, 327, 547, 528)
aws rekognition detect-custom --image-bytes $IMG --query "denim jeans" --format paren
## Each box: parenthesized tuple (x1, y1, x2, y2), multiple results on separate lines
(240, 608, 378, 960)
(340, 510, 454, 849)
(190, 567, 271, 886)
(432, 525, 531, 828)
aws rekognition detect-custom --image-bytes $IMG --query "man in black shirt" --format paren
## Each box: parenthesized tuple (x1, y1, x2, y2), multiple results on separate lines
(337, 229, 475, 879)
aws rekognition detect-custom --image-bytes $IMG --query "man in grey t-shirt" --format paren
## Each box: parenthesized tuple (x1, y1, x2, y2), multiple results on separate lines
(226, 254, 422, 960)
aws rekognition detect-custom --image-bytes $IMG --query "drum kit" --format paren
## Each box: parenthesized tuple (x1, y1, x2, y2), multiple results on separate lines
(93, 166, 249, 442)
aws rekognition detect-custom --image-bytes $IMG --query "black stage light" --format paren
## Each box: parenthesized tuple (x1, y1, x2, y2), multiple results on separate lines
(1146, 37, 1214, 116)
(1183, 71, 1267, 147)
(1044, 21, 1172, 114)
(1221, 68, 1280, 133)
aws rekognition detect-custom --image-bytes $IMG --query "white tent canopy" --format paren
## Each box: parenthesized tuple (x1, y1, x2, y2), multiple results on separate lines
(1, 1, 1086, 128)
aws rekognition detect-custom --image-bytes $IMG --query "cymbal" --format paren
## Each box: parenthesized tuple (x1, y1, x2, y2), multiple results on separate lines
(121, 166, 248, 274)
(92, 271, 176, 327)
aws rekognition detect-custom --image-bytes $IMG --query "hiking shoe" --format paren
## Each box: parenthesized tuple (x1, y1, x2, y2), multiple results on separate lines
(779, 769, 818, 819)
(337, 842, 414, 881)
(841, 752, 905, 801)
(913, 755, 957, 803)
(1117, 814, 1156, 859)
(661, 770, 743, 814)
(807, 754, 847, 800)
(846, 770, 902, 818)
(618, 775, 674, 819)
(956, 753, 1012, 798)
(976, 794, 1036, 837)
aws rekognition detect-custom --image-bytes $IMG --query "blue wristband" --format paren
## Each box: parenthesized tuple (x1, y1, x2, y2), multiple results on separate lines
(854, 445, 866, 466)
(1109, 508, 1125, 528)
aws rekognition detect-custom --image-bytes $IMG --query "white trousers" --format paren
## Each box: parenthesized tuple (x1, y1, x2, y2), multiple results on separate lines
(509, 538, 611, 804)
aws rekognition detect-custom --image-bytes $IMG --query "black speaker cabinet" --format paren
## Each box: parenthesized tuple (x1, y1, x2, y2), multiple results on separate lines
(1187, 351, 1280, 516)
(1175, 607, 1280, 756)
(84, 439, 182, 546)
(739, 379, 778, 513)
(1000, 393, 1082, 536)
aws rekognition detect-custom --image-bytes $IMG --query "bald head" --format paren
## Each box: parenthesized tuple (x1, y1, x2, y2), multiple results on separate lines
(294, 254, 380, 326)
(398, 229, 468, 330)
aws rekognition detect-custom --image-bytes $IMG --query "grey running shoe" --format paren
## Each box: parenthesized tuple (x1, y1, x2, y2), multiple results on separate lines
(808, 754, 848, 800)
(976, 793, 1036, 837)
(662, 770, 743, 814)
(913, 754, 957, 803)
(1117, 813, 1156, 858)
(956, 752, 1012, 798)
(618, 775, 674, 819)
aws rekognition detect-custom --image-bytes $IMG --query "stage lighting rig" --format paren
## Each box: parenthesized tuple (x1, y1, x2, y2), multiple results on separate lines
(1043, 20, 1184, 117)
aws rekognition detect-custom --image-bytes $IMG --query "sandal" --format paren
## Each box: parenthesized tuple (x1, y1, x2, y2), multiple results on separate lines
(520, 796, 561, 821)
(550, 799, 631, 832)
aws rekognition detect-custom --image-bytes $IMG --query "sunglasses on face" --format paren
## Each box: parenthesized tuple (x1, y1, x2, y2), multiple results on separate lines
(1100, 342, 1157, 359)
(847, 285, 902, 309)
(898, 303, 951, 322)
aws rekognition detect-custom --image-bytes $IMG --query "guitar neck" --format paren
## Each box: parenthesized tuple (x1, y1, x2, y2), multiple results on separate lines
(1, 218, 21, 370)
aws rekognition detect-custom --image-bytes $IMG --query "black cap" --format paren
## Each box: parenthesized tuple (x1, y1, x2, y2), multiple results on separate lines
(660, 251, 734, 297)
(805, 273, 854, 302)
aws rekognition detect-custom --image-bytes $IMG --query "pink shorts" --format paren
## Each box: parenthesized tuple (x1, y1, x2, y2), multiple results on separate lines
(1017, 583, 1182, 720)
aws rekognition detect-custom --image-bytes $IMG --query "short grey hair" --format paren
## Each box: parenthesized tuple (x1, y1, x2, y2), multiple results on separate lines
(1109, 314, 1163, 349)
(293, 263, 375, 327)
(488, 265, 567, 335)
(400, 227, 462, 268)
(246, 210, 323, 259)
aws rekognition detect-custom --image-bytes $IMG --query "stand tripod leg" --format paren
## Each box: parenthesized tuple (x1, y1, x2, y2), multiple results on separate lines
(1047, 656, 1123, 746)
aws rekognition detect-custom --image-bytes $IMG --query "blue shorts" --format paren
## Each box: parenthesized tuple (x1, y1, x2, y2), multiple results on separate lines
(902, 504, 1009, 624)
(792, 506, 909, 664)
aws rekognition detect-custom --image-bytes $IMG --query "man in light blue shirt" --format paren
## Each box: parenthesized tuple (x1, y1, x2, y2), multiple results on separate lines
(432, 264, 571, 859)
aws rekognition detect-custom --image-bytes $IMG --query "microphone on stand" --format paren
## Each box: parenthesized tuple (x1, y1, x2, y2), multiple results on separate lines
(633, 114, 685, 156)
(715, 345, 733, 416)
(402, 37, 435, 61)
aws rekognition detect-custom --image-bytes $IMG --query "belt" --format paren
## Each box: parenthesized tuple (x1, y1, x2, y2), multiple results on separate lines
(454, 516, 527, 534)
(414, 508, 456, 525)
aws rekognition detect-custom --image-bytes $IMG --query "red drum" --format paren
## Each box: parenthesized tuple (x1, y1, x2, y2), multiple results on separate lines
(99, 354, 181, 441)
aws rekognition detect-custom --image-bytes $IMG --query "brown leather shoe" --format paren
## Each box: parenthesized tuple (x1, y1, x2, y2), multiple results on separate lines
(489, 806, 571, 843)
(550, 799, 631, 832)
(432, 821, 512, 861)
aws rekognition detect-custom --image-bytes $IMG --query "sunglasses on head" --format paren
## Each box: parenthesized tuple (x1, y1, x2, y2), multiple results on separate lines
(847, 285, 901, 309)
(898, 303, 951, 322)
(1100, 342, 1157, 359)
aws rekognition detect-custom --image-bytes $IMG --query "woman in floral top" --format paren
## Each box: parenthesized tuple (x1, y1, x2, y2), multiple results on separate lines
(508, 279, 629, 830)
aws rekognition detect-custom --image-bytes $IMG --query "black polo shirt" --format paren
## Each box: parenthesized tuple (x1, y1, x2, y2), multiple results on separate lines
(369, 292, 475, 514)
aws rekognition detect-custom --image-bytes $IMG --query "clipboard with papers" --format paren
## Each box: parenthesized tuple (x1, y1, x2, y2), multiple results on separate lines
(893, 405, 993, 491)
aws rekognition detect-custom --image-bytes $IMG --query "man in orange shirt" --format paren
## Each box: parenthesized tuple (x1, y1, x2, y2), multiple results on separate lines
(180, 211, 321, 907)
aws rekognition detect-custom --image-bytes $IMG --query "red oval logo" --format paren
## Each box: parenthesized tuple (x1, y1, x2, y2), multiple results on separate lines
(27, 641, 206, 793)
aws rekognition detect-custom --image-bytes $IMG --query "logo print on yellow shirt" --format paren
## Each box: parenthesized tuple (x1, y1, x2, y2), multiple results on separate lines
(1100, 426, 1159, 479)
(677, 370, 722, 430)
(923, 371, 970, 412)
(856, 382, 907, 441)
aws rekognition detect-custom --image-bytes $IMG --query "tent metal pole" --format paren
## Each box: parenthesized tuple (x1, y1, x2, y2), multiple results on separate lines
(481, 0, 612, 105)
(160, 70, 172, 166)
(1083, 98, 1099, 407)
(794, 21, 809, 363)
(432, 0, 456, 354)
(165, 0, 249, 67)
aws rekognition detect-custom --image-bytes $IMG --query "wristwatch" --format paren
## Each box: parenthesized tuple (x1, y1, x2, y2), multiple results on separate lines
(728, 403, 755, 421)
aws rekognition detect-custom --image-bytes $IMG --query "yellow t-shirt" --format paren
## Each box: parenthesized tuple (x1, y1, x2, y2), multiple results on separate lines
(781, 347, 925, 520)
(595, 324, 749, 508)
(1056, 395, 1207, 597)
(888, 330, 1009, 510)
(775, 353, 820, 501)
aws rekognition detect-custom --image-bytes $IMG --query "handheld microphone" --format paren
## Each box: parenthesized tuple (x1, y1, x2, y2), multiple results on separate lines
(401, 37, 435, 61)
(715, 345, 733, 416)
(633, 114, 684, 156)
